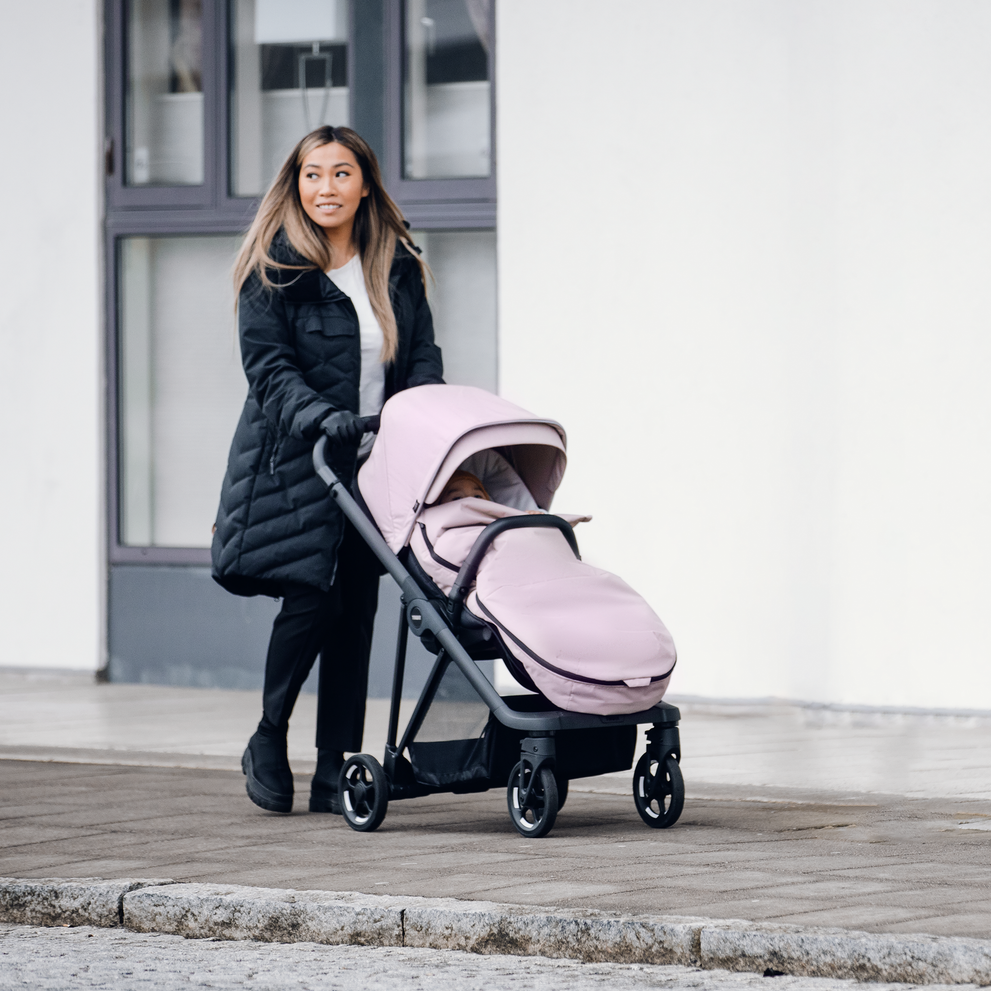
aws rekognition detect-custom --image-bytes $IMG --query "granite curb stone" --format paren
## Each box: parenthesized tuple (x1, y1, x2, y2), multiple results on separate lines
(123, 884, 405, 947)
(3, 878, 991, 984)
(398, 895, 705, 964)
(0, 878, 176, 928)
(701, 925, 991, 985)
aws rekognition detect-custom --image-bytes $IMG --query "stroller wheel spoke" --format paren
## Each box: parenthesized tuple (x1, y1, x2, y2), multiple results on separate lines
(340, 755, 389, 832)
(507, 761, 559, 838)
(632, 753, 684, 829)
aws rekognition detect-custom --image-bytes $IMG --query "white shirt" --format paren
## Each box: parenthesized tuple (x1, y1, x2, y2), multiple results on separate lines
(327, 253, 385, 459)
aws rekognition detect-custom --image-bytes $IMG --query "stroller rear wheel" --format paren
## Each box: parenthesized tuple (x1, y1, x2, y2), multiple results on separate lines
(340, 754, 389, 832)
(507, 761, 558, 838)
(632, 752, 684, 828)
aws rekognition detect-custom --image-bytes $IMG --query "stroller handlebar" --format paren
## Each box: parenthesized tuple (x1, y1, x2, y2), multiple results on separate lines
(312, 414, 380, 485)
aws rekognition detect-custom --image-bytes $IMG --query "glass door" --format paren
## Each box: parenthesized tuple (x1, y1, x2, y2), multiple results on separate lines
(104, 0, 499, 695)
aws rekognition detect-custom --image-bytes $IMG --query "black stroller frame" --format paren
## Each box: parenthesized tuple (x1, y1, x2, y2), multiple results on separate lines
(314, 431, 684, 837)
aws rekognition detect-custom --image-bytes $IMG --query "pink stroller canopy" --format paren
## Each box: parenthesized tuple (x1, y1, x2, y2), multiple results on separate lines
(358, 385, 567, 551)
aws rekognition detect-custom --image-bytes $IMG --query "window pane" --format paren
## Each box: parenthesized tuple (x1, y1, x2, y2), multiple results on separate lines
(404, 0, 491, 179)
(126, 0, 204, 185)
(230, 0, 349, 197)
(119, 236, 245, 547)
(410, 230, 496, 390)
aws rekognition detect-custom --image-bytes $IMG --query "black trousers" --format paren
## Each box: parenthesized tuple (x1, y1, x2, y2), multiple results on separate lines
(262, 521, 380, 752)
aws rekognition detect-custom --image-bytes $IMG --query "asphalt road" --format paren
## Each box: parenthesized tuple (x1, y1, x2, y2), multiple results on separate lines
(0, 924, 975, 991)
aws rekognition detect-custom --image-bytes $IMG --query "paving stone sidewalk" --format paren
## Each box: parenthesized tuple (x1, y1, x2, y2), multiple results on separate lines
(2, 759, 990, 940)
(3, 670, 991, 984)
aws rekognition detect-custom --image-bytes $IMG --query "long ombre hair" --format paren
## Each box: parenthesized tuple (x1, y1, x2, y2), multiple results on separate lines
(233, 126, 423, 363)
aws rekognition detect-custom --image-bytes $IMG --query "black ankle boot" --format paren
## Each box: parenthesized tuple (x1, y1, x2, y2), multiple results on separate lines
(309, 749, 344, 813)
(242, 717, 293, 813)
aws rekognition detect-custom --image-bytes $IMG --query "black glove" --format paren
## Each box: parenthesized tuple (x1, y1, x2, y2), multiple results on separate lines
(320, 410, 364, 446)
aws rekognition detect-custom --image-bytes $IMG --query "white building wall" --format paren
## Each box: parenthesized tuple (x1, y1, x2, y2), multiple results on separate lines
(0, 0, 103, 670)
(497, 1, 991, 708)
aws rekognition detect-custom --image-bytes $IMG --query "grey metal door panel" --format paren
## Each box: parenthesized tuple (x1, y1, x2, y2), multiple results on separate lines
(108, 565, 436, 698)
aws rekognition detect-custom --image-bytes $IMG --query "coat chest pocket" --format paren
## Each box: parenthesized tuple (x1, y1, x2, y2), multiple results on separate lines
(294, 305, 356, 337)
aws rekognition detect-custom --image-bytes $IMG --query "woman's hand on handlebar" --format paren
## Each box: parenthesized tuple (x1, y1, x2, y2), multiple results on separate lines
(320, 410, 364, 446)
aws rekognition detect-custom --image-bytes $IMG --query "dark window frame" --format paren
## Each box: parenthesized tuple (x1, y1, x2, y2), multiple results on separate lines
(105, 0, 261, 566)
(104, 0, 495, 566)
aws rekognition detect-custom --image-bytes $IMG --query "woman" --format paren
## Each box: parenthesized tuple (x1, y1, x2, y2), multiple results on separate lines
(212, 126, 443, 814)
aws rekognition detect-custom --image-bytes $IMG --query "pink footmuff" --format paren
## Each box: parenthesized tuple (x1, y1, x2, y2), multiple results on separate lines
(359, 384, 677, 715)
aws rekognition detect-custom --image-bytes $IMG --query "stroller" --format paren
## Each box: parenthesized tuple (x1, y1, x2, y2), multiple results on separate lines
(314, 385, 684, 838)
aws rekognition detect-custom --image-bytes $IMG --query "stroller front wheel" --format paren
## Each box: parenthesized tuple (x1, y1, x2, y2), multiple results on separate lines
(340, 754, 389, 832)
(633, 752, 684, 828)
(507, 761, 558, 838)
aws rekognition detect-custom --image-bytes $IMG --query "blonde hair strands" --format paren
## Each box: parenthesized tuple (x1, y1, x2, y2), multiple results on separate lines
(233, 126, 425, 363)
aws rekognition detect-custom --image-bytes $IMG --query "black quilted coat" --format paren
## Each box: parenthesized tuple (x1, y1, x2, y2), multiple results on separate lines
(211, 237, 444, 597)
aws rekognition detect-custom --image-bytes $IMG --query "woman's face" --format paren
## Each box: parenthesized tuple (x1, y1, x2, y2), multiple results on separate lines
(297, 142, 368, 235)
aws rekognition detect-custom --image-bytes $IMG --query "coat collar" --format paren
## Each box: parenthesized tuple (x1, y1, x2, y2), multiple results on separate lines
(265, 232, 345, 304)
(266, 229, 422, 303)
